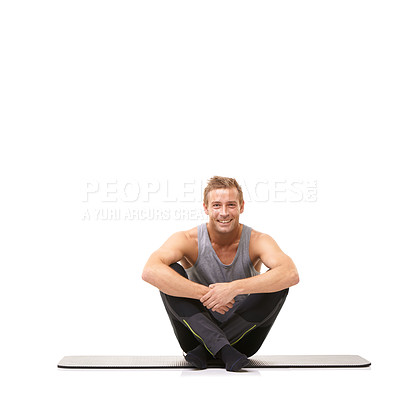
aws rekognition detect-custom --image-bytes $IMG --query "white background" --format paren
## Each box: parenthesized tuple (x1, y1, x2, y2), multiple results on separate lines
(1, 1, 399, 399)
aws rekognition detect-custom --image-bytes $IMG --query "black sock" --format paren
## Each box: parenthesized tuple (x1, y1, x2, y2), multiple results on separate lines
(184, 344, 212, 369)
(216, 344, 249, 372)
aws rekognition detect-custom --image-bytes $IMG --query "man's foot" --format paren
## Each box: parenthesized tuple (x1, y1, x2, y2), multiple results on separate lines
(184, 344, 212, 369)
(216, 344, 249, 372)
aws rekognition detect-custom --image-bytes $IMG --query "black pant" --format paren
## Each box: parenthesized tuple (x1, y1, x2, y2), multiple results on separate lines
(160, 263, 289, 357)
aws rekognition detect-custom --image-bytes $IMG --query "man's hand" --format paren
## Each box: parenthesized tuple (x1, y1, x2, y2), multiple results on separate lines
(200, 282, 238, 314)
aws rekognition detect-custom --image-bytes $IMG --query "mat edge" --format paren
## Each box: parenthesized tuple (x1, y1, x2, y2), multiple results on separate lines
(57, 355, 371, 369)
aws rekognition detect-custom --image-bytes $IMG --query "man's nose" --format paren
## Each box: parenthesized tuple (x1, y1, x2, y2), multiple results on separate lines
(220, 205, 229, 215)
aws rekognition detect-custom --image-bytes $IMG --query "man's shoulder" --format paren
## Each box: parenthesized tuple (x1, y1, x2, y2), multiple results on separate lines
(162, 227, 198, 253)
(170, 225, 199, 244)
(174, 226, 199, 264)
(182, 225, 198, 241)
(250, 228, 267, 240)
(249, 228, 275, 246)
(248, 228, 278, 265)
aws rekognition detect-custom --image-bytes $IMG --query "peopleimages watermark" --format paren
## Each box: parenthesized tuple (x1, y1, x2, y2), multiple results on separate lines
(81, 179, 318, 221)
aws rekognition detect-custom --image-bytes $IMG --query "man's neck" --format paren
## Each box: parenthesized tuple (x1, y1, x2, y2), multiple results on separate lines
(206, 223, 243, 247)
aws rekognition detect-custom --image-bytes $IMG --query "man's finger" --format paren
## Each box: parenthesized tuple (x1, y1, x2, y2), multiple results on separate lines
(202, 297, 213, 307)
(200, 291, 212, 303)
(207, 300, 219, 309)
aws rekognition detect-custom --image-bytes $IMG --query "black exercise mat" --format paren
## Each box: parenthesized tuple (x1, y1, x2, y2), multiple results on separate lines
(58, 355, 371, 368)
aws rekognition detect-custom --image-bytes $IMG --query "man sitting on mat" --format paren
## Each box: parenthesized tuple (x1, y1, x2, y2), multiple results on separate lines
(142, 176, 299, 371)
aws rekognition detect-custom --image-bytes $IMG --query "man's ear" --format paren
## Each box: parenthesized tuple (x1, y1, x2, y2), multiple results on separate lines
(203, 202, 209, 215)
(240, 201, 245, 213)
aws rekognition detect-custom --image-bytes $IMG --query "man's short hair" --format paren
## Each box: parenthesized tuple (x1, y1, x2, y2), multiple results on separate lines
(203, 176, 244, 206)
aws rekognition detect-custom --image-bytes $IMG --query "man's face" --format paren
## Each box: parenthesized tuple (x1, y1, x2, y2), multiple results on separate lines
(204, 188, 244, 233)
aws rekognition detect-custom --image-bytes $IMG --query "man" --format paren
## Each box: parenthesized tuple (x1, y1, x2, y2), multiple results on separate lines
(142, 176, 299, 371)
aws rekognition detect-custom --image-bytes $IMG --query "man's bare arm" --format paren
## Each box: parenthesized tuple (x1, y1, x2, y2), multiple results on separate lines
(234, 234, 299, 295)
(201, 234, 299, 311)
(142, 232, 209, 300)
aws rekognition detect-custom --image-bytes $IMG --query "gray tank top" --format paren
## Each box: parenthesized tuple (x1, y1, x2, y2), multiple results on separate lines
(186, 223, 259, 322)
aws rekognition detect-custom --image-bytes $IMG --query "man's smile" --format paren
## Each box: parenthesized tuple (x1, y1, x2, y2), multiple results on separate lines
(217, 219, 233, 224)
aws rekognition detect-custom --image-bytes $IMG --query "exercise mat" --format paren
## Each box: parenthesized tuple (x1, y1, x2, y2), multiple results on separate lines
(58, 355, 371, 369)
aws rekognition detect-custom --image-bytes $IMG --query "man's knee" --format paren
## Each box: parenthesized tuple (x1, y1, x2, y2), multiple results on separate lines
(169, 262, 188, 278)
(236, 288, 289, 322)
